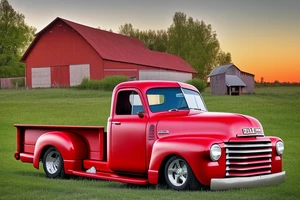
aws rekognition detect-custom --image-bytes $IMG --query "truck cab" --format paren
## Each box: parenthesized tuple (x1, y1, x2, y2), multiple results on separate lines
(14, 80, 285, 190)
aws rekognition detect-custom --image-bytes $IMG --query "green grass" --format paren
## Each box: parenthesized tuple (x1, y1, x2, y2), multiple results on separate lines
(0, 86, 300, 199)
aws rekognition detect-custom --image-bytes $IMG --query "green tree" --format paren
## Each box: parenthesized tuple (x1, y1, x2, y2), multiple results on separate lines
(0, 0, 36, 77)
(118, 12, 231, 80)
(118, 23, 136, 37)
(119, 23, 168, 52)
(217, 50, 232, 66)
(168, 12, 222, 80)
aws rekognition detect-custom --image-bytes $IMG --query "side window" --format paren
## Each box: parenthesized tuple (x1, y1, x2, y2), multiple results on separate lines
(147, 88, 188, 112)
(116, 90, 144, 115)
(147, 94, 164, 106)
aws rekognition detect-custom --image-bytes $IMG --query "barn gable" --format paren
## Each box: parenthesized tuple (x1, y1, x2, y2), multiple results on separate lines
(21, 18, 103, 88)
(21, 17, 197, 88)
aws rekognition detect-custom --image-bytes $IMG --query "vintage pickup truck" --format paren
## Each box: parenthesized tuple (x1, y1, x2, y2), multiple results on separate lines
(14, 80, 285, 190)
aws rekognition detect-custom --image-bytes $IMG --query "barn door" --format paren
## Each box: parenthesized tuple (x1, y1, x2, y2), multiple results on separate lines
(51, 66, 70, 87)
(32, 67, 51, 88)
(70, 64, 90, 86)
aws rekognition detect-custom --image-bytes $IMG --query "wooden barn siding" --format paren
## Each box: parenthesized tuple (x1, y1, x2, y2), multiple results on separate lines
(25, 22, 103, 88)
(210, 74, 226, 94)
(139, 70, 192, 82)
(241, 73, 255, 93)
(103, 60, 158, 80)
(225, 66, 240, 76)
(51, 65, 70, 87)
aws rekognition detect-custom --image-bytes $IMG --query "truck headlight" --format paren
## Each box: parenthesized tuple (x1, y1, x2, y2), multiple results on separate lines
(210, 144, 221, 161)
(276, 141, 284, 155)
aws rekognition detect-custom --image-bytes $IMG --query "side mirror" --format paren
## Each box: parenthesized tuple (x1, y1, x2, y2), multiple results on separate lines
(137, 111, 144, 118)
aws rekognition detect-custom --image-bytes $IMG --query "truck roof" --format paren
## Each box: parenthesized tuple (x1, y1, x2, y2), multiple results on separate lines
(115, 80, 198, 92)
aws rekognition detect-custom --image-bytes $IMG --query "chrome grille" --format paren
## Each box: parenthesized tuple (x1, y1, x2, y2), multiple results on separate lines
(225, 141, 272, 177)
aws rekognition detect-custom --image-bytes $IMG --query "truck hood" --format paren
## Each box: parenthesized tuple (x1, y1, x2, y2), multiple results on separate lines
(156, 111, 264, 142)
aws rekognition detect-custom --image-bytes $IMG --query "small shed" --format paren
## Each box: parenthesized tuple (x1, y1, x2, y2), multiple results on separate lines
(208, 64, 254, 95)
(21, 17, 196, 88)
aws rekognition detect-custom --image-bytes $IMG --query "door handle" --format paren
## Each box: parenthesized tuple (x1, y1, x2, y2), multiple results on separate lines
(112, 122, 121, 125)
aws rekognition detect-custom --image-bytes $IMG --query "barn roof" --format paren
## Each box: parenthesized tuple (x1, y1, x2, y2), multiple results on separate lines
(21, 17, 196, 74)
(226, 75, 246, 87)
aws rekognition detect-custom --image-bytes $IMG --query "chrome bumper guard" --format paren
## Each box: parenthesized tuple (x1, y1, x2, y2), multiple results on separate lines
(210, 171, 286, 190)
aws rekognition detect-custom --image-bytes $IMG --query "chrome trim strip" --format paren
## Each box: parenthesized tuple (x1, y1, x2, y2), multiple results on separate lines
(226, 165, 271, 171)
(225, 143, 272, 148)
(236, 134, 265, 138)
(226, 154, 272, 159)
(210, 171, 286, 190)
(226, 158, 271, 165)
(226, 148, 272, 154)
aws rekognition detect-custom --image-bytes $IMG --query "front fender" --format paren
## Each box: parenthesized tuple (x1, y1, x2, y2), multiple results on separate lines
(33, 131, 87, 169)
(268, 136, 284, 173)
(148, 136, 225, 186)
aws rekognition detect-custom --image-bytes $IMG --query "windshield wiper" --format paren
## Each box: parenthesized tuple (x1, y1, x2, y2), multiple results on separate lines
(190, 107, 202, 110)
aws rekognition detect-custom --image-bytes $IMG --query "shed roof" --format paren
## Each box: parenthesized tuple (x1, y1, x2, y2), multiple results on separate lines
(21, 17, 196, 74)
(208, 64, 238, 76)
(208, 64, 254, 77)
(226, 75, 246, 87)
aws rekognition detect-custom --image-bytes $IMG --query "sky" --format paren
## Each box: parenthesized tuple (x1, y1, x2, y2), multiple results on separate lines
(9, 0, 300, 82)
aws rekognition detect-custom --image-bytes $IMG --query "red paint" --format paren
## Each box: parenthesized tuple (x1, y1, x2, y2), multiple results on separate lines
(23, 19, 103, 87)
(51, 66, 70, 87)
(21, 18, 196, 88)
(103, 60, 169, 80)
(14, 81, 285, 190)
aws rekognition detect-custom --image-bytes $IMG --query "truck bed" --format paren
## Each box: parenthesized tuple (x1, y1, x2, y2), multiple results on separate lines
(14, 124, 106, 163)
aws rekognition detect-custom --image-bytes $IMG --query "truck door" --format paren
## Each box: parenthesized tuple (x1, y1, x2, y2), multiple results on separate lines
(109, 89, 148, 173)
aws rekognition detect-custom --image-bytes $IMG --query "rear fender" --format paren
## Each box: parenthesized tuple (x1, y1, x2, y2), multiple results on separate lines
(148, 136, 225, 186)
(33, 131, 87, 170)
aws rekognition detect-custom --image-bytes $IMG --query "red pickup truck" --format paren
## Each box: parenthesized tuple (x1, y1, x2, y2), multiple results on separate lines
(14, 81, 285, 190)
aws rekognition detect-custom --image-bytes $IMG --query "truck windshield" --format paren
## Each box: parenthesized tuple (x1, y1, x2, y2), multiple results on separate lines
(182, 88, 207, 111)
(146, 88, 207, 113)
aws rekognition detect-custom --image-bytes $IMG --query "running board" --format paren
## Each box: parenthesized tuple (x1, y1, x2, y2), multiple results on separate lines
(72, 170, 149, 185)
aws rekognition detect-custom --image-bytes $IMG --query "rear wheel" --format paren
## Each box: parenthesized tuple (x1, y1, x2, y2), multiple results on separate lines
(43, 147, 65, 178)
(164, 156, 200, 190)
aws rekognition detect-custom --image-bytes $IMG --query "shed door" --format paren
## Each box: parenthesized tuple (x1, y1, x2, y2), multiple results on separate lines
(32, 67, 51, 88)
(70, 64, 90, 86)
(51, 66, 70, 87)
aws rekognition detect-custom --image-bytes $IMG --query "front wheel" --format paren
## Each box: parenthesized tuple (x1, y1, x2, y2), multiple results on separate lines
(164, 156, 200, 190)
(43, 147, 65, 178)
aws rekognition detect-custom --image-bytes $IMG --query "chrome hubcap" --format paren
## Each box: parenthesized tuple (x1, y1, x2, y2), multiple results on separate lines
(167, 159, 188, 186)
(45, 151, 60, 174)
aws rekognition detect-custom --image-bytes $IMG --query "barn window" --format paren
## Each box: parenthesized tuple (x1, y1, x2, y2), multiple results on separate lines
(116, 90, 144, 115)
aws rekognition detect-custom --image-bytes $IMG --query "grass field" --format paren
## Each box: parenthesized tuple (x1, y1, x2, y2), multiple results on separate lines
(0, 86, 299, 199)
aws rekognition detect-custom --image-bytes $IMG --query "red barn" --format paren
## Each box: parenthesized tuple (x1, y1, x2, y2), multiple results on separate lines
(21, 17, 196, 88)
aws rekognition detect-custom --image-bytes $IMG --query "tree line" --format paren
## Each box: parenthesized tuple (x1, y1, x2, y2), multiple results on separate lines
(0, 0, 231, 80)
(119, 12, 231, 80)
(0, 0, 35, 78)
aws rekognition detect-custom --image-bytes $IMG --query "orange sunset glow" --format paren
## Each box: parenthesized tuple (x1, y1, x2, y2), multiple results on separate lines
(220, 28, 300, 83)
(9, 0, 300, 83)
(228, 42, 300, 83)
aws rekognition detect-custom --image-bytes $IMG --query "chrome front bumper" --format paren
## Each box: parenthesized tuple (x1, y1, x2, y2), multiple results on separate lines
(210, 171, 286, 190)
